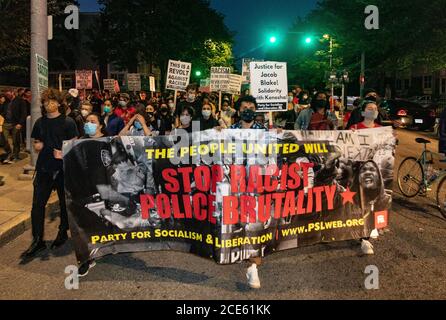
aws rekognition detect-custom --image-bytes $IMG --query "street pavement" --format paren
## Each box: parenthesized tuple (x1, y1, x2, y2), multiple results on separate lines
(0, 128, 445, 300)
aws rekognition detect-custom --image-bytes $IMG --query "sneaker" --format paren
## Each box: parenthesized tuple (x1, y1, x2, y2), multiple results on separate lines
(78, 261, 96, 277)
(361, 239, 374, 255)
(246, 263, 261, 289)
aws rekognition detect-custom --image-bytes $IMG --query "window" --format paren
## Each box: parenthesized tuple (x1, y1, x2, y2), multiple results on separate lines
(423, 76, 432, 89)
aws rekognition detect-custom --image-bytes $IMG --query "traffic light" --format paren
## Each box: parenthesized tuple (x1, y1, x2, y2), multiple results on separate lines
(195, 70, 202, 77)
(304, 36, 312, 44)
(269, 36, 277, 44)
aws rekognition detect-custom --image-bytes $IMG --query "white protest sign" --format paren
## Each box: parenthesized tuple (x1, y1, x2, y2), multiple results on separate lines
(36, 54, 48, 96)
(103, 79, 115, 93)
(149, 76, 156, 92)
(127, 73, 141, 92)
(75, 70, 93, 90)
(166, 60, 191, 91)
(228, 74, 242, 95)
(242, 58, 263, 84)
(210, 67, 230, 92)
(249, 61, 288, 112)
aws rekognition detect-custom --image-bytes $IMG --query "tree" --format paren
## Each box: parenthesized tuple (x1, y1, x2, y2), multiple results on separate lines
(266, 0, 446, 93)
(0, 0, 79, 86)
(93, 0, 234, 85)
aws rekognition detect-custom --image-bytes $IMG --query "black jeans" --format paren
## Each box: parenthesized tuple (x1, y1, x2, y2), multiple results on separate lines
(31, 170, 69, 239)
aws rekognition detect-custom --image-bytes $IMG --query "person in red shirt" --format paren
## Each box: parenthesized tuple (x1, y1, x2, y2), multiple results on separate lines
(350, 101, 381, 130)
(114, 93, 136, 125)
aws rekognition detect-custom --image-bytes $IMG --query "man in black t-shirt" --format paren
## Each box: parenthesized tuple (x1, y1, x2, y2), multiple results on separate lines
(21, 89, 79, 260)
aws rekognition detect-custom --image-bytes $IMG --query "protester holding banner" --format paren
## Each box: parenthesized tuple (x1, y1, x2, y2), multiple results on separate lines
(156, 102, 175, 135)
(350, 101, 381, 130)
(119, 104, 152, 137)
(295, 92, 336, 130)
(198, 103, 220, 131)
(176, 106, 194, 133)
(83, 113, 107, 139)
(21, 89, 79, 260)
(230, 96, 266, 130)
(217, 99, 236, 128)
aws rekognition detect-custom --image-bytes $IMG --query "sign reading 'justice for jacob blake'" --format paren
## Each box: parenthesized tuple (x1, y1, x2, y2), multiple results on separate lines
(250, 61, 288, 112)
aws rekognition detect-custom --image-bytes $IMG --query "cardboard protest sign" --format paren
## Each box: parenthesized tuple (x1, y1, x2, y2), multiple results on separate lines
(228, 74, 242, 95)
(166, 60, 192, 91)
(103, 79, 115, 93)
(210, 67, 230, 92)
(200, 78, 211, 93)
(149, 76, 156, 92)
(75, 70, 93, 90)
(250, 61, 288, 112)
(64, 127, 395, 266)
(127, 73, 141, 92)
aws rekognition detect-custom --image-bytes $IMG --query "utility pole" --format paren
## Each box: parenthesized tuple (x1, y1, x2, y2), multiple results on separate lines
(30, 0, 48, 168)
(330, 37, 334, 109)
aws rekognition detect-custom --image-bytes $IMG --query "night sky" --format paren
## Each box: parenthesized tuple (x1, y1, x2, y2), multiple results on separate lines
(78, 0, 318, 58)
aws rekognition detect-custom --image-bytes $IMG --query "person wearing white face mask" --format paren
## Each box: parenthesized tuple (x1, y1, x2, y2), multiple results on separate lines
(176, 106, 194, 133)
(350, 101, 381, 130)
(80, 102, 93, 120)
(175, 84, 201, 120)
(198, 104, 220, 131)
(82, 113, 107, 139)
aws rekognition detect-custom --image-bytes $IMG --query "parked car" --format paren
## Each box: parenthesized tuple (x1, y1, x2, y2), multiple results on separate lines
(380, 99, 437, 131)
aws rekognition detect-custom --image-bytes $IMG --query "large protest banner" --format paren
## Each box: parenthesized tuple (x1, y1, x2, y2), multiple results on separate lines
(75, 70, 93, 90)
(250, 61, 288, 112)
(166, 60, 191, 91)
(64, 127, 396, 265)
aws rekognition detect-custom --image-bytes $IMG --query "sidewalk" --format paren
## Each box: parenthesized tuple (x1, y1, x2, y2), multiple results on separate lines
(0, 154, 58, 247)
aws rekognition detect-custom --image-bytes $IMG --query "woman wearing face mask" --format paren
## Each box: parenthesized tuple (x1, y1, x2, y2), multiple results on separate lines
(114, 93, 136, 125)
(350, 101, 381, 130)
(176, 106, 194, 133)
(156, 102, 175, 135)
(101, 100, 124, 136)
(145, 104, 160, 134)
(119, 104, 152, 137)
(199, 104, 220, 131)
(80, 102, 93, 120)
(82, 113, 107, 139)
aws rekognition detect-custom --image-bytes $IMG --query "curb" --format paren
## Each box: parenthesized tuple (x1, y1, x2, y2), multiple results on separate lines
(0, 194, 59, 247)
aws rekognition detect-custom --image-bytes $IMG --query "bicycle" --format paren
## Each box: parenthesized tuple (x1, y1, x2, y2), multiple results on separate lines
(397, 138, 446, 219)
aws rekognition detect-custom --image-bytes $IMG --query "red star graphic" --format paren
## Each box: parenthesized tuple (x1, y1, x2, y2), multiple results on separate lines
(341, 188, 356, 205)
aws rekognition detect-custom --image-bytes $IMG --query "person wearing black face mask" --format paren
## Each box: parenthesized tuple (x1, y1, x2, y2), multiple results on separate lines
(156, 103, 174, 135)
(230, 96, 266, 129)
(295, 91, 331, 130)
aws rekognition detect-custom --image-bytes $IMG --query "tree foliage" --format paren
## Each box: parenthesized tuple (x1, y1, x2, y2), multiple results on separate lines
(266, 0, 446, 90)
(92, 0, 234, 78)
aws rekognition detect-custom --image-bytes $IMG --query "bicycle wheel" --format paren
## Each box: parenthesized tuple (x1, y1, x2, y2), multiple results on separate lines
(397, 157, 423, 198)
(436, 176, 446, 219)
